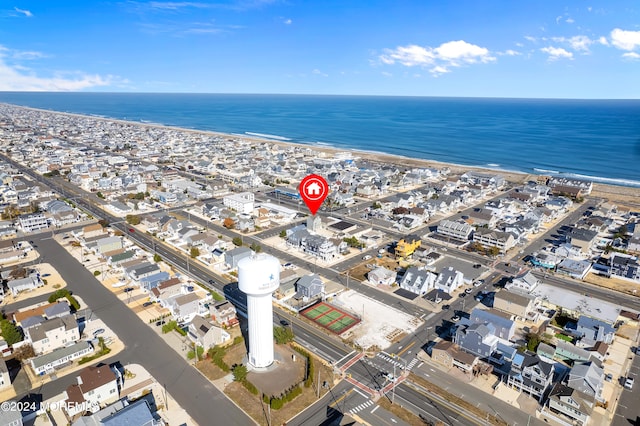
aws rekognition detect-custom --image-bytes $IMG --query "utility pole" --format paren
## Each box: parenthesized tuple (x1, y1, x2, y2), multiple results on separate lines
(317, 369, 321, 398)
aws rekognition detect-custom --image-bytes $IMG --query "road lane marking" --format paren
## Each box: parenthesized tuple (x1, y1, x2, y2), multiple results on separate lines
(371, 405, 379, 414)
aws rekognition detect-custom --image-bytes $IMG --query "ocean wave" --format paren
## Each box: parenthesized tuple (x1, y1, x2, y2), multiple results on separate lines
(534, 168, 560, 174)
(245, 132, 292, 141)
(487, 163, 500, 167)
(555, 172, 640, 188)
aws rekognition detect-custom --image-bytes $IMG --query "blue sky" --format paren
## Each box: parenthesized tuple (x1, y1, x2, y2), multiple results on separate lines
(0, 1, 639, 98)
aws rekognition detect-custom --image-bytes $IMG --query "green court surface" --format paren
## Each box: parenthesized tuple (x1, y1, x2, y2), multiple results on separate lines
(316, 315, 334, 325)
(303, 304, 330, 319)
(328, 317, 355, 332)
(302, 302, 360, 334)
(324, 311, 343, 321)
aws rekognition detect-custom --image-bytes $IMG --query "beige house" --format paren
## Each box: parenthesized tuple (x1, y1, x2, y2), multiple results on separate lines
(188, 316, 230, 349)
(24, 314, 79, 355)
(493, 291, 538, 321)
(82, 223, 105, 239)
(431, 340, 479, 377)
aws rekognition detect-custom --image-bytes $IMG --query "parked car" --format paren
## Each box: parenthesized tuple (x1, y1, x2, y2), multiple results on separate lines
(451, 316, 461, 322)
(465, 288, 473, 294)
(93, 329, 105, 337)
(442, 304, 450, 310)
(143, 301, 154, 307)
(124, 287, 134, 292)
(362, 255, 372, 261)
(624, 377, 635, 389)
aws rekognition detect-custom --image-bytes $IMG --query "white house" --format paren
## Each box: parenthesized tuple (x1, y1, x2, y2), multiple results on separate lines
(223, 192, 255, 214)
(64, 365, 120, 416)
(435, 267, 464, 294)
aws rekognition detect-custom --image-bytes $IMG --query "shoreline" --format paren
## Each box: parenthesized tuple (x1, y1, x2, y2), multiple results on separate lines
(2, 102, 639, 206)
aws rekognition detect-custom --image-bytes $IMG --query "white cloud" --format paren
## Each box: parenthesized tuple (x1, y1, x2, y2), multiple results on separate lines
(540, 46, 573, 60)
(429, 65, 450, 76)
(14, 7, 32, 17)
(312, 68, 328, 77)
(610, 28, 640, 51)
(378, 40, 494, 76)
(283, 18, 292, 25)
(498, 49, 521, 56)
(566, 17, 574, 24)
(553, 35, 594, 53)
(381, 71, 392, 77)
(598, 36, 609, 46)
(622, 52, 640, 60)
(0, 46, 118, 91)
(524, 36, 537, 43)
(379, 44, 434, 66)
(147, 2, 212, 10)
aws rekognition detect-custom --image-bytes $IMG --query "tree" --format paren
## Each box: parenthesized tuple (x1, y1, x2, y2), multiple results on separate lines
(13, 344, 35, 361)
(153, 253, 162, 263)
(232, 364, 248, 382)
(343, 236, 364, 249)
(101, 172, 108, 178)
(249, 243, 262, 253)
(392, 207, 409, 215)
(96, 192, 105, 199)
(223, 217, 235, 229)
(274, 326, 294, 344)
(190, 247, 200, 258)
(232, 237, 243, 247)
(125, 215, 141, 225)
(371, 202, 382, 210)
(98, 219, 109, 228)
(526, 332, 541, 352)
(279, 230, 287, 238)
(487, 246, 500, 258)
(0, 319, 23, 345)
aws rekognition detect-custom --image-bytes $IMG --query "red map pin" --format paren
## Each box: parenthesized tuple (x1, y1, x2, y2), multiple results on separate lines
(299, 174, 329, 215)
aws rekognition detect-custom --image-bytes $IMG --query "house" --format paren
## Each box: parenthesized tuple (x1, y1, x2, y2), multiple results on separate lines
(224, 246, 253, 269)
(167, 293, 202, 322)
(434, 267, 464, 294)
(127, 263, 161, 281)
(139, 271, 171, 291)
(30, 341, 93, 376)
(301, 234, 339, 261)
(473, 228, 516, 253)
(554, 340, 592, 364)
(0, 404, 23, 426)
(504, 352, 555, 402)
(295, 274, 324, 299)
(436, 220, 473, 241)
(18, 212, 49, 232)
(367, 266, 397, 286)
(430, 340, 479, 377)
(44, 302, 72, 319)
(83, 223, 105, 239)
(0, 358, 10, 391)
(556, 258, 592, 280)
(210, 300, 238, 328)
(395, 235, 421, 258)
(505, 271, 540, 293)
(72, 398, 156, 426)
(107, 250, 136, 266)
(576, 315, 615, 346)
(567, 362, 605, 401)
(565, 227, 598, 255)
(398, 267, 435, 295)
(546, 383, 594, 426)
(24, 314, 79, 355)
(223, 192, 255, 213)
(453, 322, 499, 358)
(609, 254, 640, 282)
(64, 365, 120, 417)
(7, 274, 44, 296)
(94, 236, 123, 255)
(493, 291, 537, 321)
(188, 315, 230, 349)
(470, 308, 516, 341)
(150, 277, 182, 302)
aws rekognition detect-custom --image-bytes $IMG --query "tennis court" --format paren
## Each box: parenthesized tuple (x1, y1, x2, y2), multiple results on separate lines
(302, 301, 360, 335)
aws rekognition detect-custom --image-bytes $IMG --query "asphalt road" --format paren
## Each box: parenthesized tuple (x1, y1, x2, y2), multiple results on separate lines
(22, 234, 254, 426)
(612, 352, 640, 426)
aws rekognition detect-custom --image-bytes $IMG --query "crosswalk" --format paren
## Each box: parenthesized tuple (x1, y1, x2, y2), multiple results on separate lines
(375, 353, 420, 371)
(349, 399, 375, 415)
(406, 357, 419, 370)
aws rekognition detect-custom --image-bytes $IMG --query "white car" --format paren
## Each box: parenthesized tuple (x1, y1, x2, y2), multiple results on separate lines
(624, 377, 635, 389)
(362, 255, 372, 261)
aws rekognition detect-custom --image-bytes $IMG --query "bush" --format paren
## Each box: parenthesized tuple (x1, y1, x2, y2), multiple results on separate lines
(93, 270, 101, 276)
(153, 254, 162, 263)
(0, 319, 23, 345)
(274, 326, 294, 344)
(232, 237, 243, 247)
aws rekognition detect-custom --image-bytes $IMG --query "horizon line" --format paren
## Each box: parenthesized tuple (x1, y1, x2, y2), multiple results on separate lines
(0, 91, 639, 101)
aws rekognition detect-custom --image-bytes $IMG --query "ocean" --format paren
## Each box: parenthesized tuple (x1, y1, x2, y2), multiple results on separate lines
(0, 92, 639, 187)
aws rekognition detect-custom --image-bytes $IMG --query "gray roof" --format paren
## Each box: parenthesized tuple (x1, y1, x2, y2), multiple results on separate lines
(296, 274, 322, 290)
(44, 302, 71, 318)
(31, 341, 92, 370)
(21, 315, 45, 329)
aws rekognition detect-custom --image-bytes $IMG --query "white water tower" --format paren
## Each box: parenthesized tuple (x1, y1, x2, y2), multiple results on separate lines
(238, 253, 280, 369)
